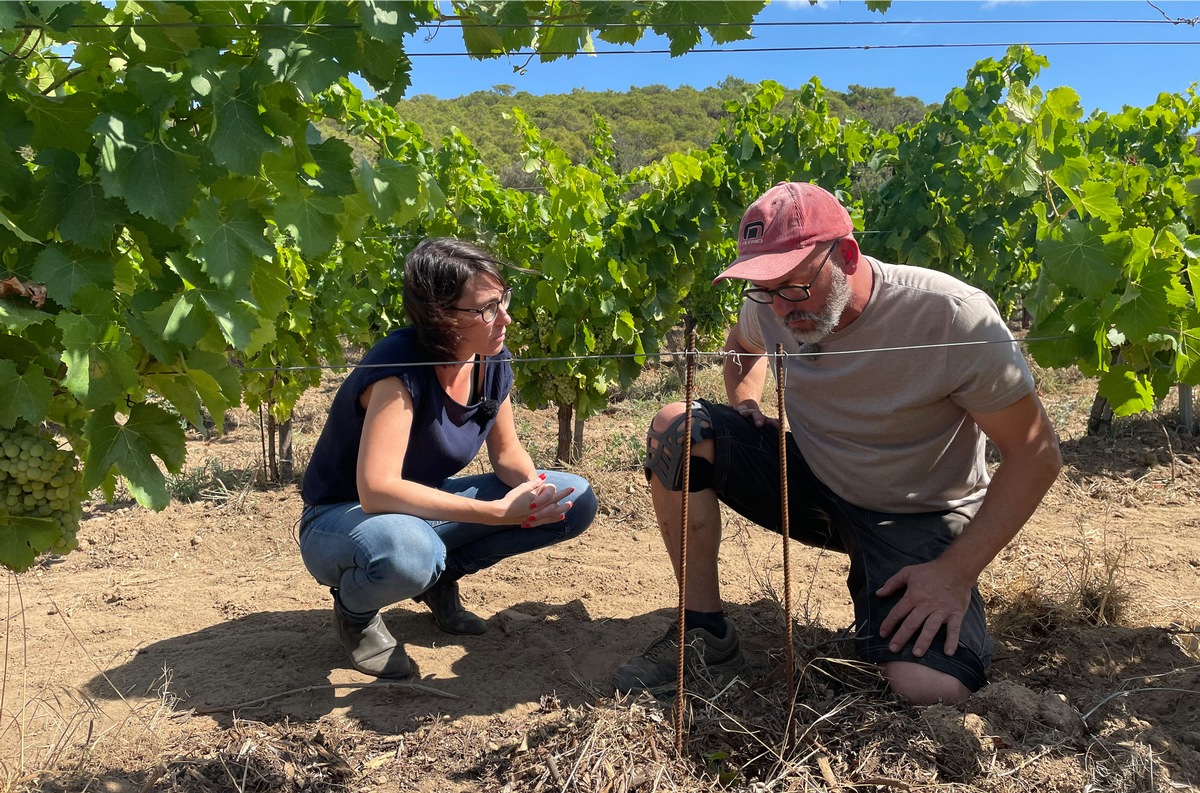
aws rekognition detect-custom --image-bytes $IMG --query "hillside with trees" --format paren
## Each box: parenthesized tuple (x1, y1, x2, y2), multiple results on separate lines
(393, 79, 934, 180)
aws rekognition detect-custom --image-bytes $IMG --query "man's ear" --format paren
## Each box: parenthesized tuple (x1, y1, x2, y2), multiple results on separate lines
(837, 237, 862, 271)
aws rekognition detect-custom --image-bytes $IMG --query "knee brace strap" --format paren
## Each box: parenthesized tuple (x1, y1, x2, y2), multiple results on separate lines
(644, 401, 715, 492)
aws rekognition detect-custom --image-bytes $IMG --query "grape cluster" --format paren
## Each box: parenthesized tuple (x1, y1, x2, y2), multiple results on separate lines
(0, 422, 83, 558)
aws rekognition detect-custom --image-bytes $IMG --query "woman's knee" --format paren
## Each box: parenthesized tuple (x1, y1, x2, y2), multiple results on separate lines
(543, 472, 597, 538)
(360, 523, 446, 593)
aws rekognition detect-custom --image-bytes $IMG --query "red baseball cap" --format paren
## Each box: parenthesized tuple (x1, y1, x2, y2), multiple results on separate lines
(713, 182, 854, 283)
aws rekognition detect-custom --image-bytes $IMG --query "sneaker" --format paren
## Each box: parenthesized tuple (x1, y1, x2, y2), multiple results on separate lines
(612, 617, 746, 696)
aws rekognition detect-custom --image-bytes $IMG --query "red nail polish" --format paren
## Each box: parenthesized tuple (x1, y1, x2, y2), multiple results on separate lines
(538, 473, 547, 480)
(529, 503, 537, 509)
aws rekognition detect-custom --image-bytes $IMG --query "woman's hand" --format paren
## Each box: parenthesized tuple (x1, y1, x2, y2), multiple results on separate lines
(499, 475, 575, 527)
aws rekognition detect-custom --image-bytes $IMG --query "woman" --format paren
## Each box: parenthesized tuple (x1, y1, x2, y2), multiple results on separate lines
(299, 238, 597, 678)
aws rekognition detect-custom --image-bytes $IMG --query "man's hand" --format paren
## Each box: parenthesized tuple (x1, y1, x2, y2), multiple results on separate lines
(876, 558, 974, 657)
(733, 399, 779, 429)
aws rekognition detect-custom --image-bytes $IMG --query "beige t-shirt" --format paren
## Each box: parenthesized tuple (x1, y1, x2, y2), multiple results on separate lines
(737, 258, 1034, 514)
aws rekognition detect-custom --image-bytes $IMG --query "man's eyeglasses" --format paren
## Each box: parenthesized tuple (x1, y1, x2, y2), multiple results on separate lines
(741, 240, 840, 304)
(450, 288, 511, 323)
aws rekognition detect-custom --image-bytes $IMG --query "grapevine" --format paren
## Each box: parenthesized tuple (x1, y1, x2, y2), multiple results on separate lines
(0, 3, 1196, 576)
(0, 420, 83, 572)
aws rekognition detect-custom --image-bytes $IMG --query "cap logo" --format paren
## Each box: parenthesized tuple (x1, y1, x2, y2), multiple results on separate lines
(741, 220, 765, 244)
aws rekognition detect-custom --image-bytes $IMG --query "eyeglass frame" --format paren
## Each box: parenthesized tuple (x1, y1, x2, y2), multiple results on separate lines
(449, 287, 512, 323)
(740, 240, 842, 305)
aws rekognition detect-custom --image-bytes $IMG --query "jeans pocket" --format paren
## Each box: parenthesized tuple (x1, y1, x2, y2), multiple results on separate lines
(298, 504, 320, 540)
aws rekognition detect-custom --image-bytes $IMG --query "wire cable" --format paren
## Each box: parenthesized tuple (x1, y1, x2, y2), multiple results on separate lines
(408, 41, 1200, 58)
(11, 18, 1198, 31)
(233, 335, 1070, 374)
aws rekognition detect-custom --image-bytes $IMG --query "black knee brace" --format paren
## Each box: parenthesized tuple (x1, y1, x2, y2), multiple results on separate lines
(643, 401, 716, 492)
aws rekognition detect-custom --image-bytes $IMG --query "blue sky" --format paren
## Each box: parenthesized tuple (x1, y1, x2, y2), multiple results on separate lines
(398, 1, 1200, 114)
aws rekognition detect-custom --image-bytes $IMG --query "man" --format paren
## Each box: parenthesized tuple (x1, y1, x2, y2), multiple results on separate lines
(614, 182, 1062, 705)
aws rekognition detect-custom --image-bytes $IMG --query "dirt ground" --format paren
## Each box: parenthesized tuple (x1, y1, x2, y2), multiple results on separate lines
(2, 362, 1200, 792)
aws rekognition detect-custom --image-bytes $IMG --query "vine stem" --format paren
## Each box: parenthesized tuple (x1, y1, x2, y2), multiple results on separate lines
(42, 66, 86, 95)
(190, 680, 460, 714)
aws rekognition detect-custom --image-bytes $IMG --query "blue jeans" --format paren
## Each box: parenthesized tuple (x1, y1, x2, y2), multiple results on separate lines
(298, 471, 596, 620)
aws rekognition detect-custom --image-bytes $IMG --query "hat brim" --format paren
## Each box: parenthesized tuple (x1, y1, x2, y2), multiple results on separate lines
(712, 242, 821, 285)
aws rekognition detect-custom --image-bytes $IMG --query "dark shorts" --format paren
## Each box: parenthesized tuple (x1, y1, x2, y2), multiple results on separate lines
(699, 399, 994, 692)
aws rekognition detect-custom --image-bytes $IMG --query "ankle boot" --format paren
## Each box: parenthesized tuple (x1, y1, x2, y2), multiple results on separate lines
(415, 576, 487, 635)
(331, 590, 413, 678)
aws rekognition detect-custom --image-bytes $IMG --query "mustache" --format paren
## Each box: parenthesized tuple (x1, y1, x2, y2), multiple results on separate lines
(784, 310, 822, 323)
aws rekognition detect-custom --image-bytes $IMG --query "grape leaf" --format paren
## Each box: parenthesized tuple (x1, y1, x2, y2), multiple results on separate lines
(0, 513, 62, 573)
(58, 312, 140, 410)
(274, 193, 341, 259)
(1039, 219, 1122, 300)
(82, 402, 186, 511)
(188, 198, 273, 291)
(1098, 365, 1156, 416)
(0, 360, 52, 427)
(211, 87, 279, 174)
(31, 245, 112, 309)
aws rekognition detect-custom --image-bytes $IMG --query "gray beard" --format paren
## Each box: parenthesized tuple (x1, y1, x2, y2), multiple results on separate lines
(784, 265, 851, 345)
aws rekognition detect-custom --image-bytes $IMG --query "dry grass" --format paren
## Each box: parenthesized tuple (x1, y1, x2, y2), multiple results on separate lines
(1, 663, 175, 793)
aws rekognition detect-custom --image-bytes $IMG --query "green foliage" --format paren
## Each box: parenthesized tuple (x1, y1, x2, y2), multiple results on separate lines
(0, 0, 785, 571)
(0, 1, 1196, 576)
(866, 45, 1200, 415)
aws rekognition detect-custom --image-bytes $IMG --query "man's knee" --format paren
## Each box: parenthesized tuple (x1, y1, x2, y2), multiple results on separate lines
(644, 401, 716, 492)
(882, 661, 972, 705)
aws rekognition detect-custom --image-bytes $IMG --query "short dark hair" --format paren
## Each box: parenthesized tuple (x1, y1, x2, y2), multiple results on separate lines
(403, 238, 507, 361)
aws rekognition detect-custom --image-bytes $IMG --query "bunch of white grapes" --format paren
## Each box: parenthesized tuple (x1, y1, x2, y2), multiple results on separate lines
(0, 422, 83, 557)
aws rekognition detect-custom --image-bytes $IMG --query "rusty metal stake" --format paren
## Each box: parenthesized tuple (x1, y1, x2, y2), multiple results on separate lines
(775, 343, 796, 715)
(675, 329, 698, 756)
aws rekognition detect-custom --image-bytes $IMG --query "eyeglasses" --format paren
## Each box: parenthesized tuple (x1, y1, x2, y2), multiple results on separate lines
(450, 288, 511, 323)
(741, 241, 840, 304)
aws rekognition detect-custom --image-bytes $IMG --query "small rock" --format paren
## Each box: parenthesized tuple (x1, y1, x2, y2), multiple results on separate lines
(191, 535, 202, 546)
(1037, 691, 1083, 736)
(496, 608, 537, 636)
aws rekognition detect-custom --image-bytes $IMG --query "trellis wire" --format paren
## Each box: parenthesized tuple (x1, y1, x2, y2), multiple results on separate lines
(235, 335, 1071, 374)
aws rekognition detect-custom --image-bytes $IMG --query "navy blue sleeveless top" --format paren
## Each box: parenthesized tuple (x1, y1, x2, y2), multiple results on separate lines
(301, 327, 514, 506)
